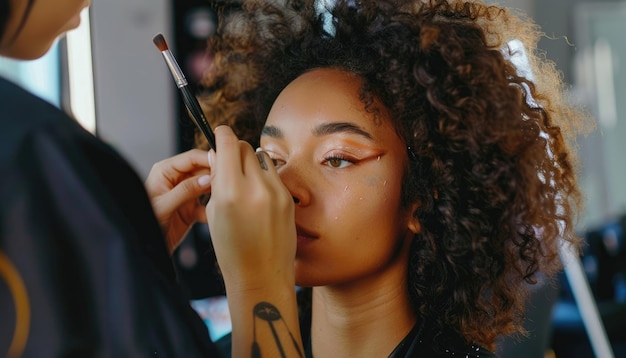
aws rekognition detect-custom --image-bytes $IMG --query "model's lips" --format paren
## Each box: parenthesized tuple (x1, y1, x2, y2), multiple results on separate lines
(296, 225, 318, 240)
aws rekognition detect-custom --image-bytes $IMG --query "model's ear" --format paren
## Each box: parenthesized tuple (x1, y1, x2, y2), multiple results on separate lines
(406, 202, 421, 234)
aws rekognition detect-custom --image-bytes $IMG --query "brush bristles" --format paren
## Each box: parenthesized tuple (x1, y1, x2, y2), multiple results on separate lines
(153, 33, 168, 52)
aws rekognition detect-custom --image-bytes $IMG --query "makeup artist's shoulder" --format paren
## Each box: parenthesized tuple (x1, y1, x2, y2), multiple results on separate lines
(0, 77, 80, 163)
(3, 77, 74, 125)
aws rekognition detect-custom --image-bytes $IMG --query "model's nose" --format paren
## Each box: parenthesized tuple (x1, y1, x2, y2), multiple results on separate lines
(277, 161, 310, 207)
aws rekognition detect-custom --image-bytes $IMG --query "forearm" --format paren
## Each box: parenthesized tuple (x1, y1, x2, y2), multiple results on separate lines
(226, 280, 303, 358)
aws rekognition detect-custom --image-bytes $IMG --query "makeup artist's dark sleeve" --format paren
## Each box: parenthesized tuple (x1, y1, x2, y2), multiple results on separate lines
(0, 85, 220, 357)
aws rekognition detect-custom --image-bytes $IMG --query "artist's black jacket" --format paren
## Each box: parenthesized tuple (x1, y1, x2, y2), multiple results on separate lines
(0, 77, 220, 357)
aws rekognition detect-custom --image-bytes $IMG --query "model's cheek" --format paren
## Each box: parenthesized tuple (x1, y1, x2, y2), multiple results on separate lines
(355, 173, 395, 206)
(359, 160, 398, 188)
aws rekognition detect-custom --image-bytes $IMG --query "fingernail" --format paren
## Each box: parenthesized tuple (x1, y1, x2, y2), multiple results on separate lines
(198, 175, 211, 187)
(208, 150, 215, 167)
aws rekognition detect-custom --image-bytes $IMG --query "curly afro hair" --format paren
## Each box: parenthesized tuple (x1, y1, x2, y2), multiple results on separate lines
(197, 0, 590, 348)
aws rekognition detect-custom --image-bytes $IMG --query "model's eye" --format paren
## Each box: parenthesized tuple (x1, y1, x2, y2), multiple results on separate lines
(268, 157, 285, 168)
(264, 154, 285, 168)
(259, 148, 286, 169)
(324, 156, 353, 169)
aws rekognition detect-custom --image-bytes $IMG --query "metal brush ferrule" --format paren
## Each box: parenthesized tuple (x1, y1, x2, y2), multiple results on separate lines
(161, 50, 188, 88)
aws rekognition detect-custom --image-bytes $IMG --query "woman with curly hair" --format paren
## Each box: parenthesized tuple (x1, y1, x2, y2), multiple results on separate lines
(193, 0, 590, 356)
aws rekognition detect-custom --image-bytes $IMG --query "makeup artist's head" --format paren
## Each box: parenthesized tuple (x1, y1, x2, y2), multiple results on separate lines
(198, 0, 588, 347)
(0, 0, 90, 60)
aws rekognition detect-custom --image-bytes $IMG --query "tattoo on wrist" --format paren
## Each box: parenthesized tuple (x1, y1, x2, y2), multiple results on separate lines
(252, 302, 303, 358)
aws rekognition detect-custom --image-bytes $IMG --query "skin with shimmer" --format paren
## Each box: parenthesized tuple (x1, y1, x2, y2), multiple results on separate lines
(262, 67, 420, 357)
(262, 68, 419, 288)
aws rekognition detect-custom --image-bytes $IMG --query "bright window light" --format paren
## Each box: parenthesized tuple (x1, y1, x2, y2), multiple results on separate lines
(0, 45, 60, 107)
(65, 8, 97, 134)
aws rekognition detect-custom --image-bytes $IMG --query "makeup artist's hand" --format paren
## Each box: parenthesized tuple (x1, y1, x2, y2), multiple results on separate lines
(145, 149, 212, 254)
(206, 126, 297, 286)
(206, 126, 303, 358)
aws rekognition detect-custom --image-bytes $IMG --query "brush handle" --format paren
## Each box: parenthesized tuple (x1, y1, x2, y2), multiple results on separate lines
(180, 86, 216, 151)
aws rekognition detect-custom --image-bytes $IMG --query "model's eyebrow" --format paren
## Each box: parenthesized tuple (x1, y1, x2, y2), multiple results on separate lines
(312, 122, 373, 140)
(261, 125, 283, 138)
(261, 122, 373, 140)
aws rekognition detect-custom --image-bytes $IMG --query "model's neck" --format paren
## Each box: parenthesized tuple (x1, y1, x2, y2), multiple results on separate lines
(309, 262, 417, 357)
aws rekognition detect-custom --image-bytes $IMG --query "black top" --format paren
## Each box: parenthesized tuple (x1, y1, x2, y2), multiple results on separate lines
(215, 313, 497, 358)
(388, 317, 496, 358)
(0, 77, 220, 357)
(297, 296, 496, 358)
(300, 316, 496, 358)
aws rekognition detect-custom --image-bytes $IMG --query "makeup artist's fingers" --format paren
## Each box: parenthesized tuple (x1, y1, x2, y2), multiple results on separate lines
(253, 149, 295, 226)
(246, 149, 288, 206)
(149, 148, 210, 179)
(213, 125, 243, 176)
(151, 173, 212, 237)
(212, 126, 267, 203)
(209, 129, 285, 210)
(252, 149, 291, 197)
(155, 174, 212, 213)
(207, 130, 296, 282)
(144, 148, 213, 254)
(145, 148, 211, 197)
(242, 146, 288, 202)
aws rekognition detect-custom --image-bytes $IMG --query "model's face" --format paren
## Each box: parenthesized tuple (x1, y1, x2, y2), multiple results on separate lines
(0, 0, 90, 59)
(261, 68, 418, 287)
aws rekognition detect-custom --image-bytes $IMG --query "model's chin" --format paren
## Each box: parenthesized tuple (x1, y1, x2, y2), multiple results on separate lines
(294, 265, 316, 288)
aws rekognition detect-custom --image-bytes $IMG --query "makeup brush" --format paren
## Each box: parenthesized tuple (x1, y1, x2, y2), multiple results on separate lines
(153, 33, 216, 150)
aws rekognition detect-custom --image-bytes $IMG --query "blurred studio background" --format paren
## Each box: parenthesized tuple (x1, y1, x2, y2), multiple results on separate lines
(1, 0, 625, 357)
